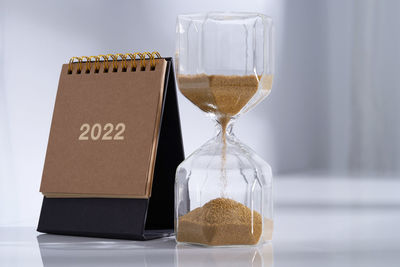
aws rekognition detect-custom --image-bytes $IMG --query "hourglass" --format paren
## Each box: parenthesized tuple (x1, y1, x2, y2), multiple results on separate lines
(175, 12, 274, 246)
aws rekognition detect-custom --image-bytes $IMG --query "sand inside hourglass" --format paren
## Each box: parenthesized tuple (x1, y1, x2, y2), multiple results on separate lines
(176, 198, 273, 246)
(178, 74, 273, 119)
(176, 74, 273, 245)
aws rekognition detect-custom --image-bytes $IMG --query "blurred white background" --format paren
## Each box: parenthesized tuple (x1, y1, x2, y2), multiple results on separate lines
(0, 0, 399, 227)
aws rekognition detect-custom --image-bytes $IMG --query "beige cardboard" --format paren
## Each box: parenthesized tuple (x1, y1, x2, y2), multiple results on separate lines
(40, 59, 167, 198)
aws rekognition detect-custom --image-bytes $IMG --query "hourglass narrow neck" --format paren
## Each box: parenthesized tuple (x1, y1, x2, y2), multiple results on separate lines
(215, 116, 236, 139)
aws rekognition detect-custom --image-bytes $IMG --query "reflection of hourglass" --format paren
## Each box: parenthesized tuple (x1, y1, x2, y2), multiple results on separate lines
(176, 243, 274, 266)
(175, 13, 274, 246)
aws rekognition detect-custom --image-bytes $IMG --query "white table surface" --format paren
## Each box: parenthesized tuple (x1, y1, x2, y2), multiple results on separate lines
(1, 174, 400, 267)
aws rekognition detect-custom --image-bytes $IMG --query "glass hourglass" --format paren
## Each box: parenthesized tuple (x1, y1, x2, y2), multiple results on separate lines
(175, 12, 274, 246)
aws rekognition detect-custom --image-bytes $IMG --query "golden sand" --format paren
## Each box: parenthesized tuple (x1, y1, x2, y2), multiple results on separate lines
(177, 198, 273, 246)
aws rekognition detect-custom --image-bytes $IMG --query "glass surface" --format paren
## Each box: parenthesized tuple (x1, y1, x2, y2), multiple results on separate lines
(175, 12, 274, 246)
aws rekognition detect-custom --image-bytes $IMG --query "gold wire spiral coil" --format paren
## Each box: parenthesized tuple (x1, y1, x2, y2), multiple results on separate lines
(81, 56, 91, 73)
(125, 53, 136, 71)
(143, 52, 154, 69)
(67, 52, 161, 74)
(130, 52, 145, 70)
(90, 56, 101, 72)
(98, 55, 109, 72)
(106, 54, 118, 71)
(68, 57, 82, 74)
(115, 54, 127, 70)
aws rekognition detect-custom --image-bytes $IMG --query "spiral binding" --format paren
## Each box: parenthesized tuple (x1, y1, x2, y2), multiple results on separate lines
(67, 51, 161, 74)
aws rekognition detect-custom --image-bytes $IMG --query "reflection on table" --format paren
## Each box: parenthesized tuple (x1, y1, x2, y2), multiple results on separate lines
(37, 234, 273, 267)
